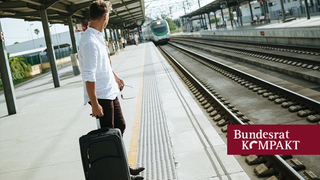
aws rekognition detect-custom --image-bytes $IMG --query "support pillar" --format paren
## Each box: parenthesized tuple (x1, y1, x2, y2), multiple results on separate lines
(116, 26, 120, 40)
(203, 14, 208, 29)
(0, 22, 18, 115)
(39, 8, 60, 88)
(104, 28, 108, 40)
(214, 12, 218, 27)
(220, 9, 225, 26)
(229, 7, 234, 27)
(67, 16, 80, 76)
(207, 13, 212, 29)
(109, 28, 113, 41)
(112, 28, 117, 41)
(280, 0, 286, 21)
(304, 0, 311, 19)
(248, 1, 254, 23)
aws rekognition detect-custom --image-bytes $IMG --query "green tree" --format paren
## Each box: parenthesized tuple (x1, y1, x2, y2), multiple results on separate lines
(34, 29, 40, 38)
(210, 17, 221, 23)
(165, 18, 177, 31)
(9, 56, 32, 80)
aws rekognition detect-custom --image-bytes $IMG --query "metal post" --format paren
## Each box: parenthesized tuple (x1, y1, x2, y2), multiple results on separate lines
(229, 7, 234, 27)
(221, 9, 225, 26)
(214, 12, 218, 27)
(248, 1, 254, 23)
(67, 16, 80, 76)
(203, 14, 207, 29)
(304, 0, 310, 19)
(208, 13, 212, 29)
(0, 21, 18, 115)
(39, 8, 60, 88)
(109, 28, 112, 41)
(280, 0, 286, 21)
(104, 28, 108, 40)
(116, 26, 120, 40)
(113, 28, 117, 41)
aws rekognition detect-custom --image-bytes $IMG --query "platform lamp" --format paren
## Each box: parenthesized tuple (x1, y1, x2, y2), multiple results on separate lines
(29, 23, 36, 49)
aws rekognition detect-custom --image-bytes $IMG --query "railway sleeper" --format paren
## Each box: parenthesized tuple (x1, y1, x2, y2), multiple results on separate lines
(199, 97, 206, 103)
(288, 105, 307, 112)
(206, 106, 214, 113)
(274, 98, 287, 104)
(263, 92, 274, 97)
(240, 116, 250, 122)
(306, 114, 320, 123)
(217, 119, 229, 126)
(203, 103, 211, 109)
(221, 125, 228, 132)
(209, 110, 218, 117)
(303, 170, 320, 180)
(213, 114, 222, 121)
(281, 101, 298, 108)
(268, 95, 280, 101)
(298, 109, 318, 117)
(287, 159, 306, 171)
(257, 89, 268, 95)
(254, 163, 276, 177)
(245, 155, 266, 165)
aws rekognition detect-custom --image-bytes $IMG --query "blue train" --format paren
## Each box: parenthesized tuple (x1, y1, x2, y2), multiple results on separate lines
(142, 20, 170, 44)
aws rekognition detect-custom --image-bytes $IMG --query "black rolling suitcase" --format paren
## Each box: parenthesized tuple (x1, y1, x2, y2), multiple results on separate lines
(79, 119, 130, 180)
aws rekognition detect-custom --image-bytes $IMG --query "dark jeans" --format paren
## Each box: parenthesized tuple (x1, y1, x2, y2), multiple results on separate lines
(90, 97, 126, 135)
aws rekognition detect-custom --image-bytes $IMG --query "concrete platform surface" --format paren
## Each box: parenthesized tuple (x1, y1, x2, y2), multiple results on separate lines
(0, 42, 249, 180)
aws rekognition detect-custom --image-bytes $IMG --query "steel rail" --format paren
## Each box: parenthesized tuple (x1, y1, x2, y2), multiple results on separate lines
(172, 37, 320, 66)
(168, 42, 320, 112)
(158, 45, 305, 180)
(175, 36, 320, 54)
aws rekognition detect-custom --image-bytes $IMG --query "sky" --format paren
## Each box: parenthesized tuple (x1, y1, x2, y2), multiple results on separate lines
(0, 0, 214, 46)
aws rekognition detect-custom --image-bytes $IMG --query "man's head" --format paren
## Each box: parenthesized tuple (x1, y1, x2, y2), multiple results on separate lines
(90, 0, 112, 28)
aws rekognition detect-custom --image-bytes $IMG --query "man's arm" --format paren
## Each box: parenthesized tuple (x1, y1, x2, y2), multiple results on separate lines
(113, 71, 124, 91)
(108, 54, 124, 91)
(86, 81, 104, 117)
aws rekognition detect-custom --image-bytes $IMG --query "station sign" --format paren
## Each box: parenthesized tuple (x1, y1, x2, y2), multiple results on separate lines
(0, 32, 4, 42)
(76, 23, 87, 32)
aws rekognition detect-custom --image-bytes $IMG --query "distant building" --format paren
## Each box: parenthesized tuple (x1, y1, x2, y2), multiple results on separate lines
(6, 31, 83, 54)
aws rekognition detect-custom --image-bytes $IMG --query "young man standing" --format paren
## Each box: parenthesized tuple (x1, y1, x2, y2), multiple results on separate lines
(78, 0, 144, 178)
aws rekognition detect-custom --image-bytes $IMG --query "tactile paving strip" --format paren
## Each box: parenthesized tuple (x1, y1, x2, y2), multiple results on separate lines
(137, 47, 177, 179)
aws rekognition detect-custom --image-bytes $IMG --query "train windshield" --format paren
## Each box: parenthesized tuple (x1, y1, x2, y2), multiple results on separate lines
(151, 21, 167, 34)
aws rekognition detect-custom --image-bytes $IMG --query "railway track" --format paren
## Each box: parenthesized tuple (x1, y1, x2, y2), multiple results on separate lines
(157, 43, 320, 180)
(170, 37, 320, 85)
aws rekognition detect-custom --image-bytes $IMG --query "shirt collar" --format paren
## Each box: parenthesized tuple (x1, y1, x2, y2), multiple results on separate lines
(88, 27, 102, 35)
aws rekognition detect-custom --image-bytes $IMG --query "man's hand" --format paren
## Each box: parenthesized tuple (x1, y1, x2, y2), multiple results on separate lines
(91, 103, 104, 117)
(116, 77, 124, 91)
(113, 72, 124, 91)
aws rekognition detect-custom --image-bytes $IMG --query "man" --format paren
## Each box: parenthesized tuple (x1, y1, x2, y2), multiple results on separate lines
(78, 0, 144, 179)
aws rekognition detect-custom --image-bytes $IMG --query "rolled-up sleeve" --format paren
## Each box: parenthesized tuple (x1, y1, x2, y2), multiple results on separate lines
(81, 42, 98, 82)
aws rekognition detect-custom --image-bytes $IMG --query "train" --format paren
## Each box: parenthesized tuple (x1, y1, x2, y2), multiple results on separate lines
(141, 20, 170, 44)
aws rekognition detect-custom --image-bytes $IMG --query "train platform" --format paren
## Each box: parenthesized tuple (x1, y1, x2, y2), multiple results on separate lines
(0, 42, 250, 179)
(174, 15, 320, 47)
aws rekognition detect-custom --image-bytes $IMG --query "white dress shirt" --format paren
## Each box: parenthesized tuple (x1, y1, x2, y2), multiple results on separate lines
(79, 27, 119, 104)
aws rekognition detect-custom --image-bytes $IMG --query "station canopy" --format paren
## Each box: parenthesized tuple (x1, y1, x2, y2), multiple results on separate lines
(0, 0, 145, 29)
(180, 0, 249, 18)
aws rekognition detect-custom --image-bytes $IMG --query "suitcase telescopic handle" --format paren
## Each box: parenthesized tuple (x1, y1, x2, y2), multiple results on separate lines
(90, 114, 101, 129)
(96, 117, 101, 129)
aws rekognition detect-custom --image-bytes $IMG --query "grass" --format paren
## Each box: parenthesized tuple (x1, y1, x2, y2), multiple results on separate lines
(0, 73, 44, 91)
(170, 29, 183, 34)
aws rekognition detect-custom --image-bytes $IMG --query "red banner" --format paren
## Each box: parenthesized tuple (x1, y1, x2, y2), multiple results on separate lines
(228, 125, 320, 155)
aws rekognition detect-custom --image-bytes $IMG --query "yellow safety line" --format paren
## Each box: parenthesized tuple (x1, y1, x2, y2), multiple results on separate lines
(128, 45, 146, 168)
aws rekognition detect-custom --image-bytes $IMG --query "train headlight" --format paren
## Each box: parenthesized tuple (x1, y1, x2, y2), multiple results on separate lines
(156, 21, 161, 25)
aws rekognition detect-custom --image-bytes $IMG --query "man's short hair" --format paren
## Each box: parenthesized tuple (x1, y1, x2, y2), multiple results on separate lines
(90, 0, 113, 20)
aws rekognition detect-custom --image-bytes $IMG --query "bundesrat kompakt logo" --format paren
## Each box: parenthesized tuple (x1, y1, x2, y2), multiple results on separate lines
(227, 125, 320, 155)
(233, 129, 300, 151)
